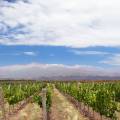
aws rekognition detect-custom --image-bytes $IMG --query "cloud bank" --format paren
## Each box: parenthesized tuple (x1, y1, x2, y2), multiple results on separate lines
(0, 0, 120, 48)
(101, 54, 120, 65)
(70, 50, 109, 55)
(0, 63, 119, 79)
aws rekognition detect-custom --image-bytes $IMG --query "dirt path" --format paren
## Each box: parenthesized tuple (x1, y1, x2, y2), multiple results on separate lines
(50, 88, 89, 120)
(9, 103, 43, 120)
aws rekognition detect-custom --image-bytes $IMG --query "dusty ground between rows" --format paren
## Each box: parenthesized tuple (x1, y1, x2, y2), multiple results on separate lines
(9, 103, 43, 120)
(50, 88, 89, 120)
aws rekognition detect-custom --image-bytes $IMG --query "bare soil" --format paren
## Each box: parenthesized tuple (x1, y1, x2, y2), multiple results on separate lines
(8, 103, 43, 120)
(115, 111, 120, 120)
(50, 88, 89, 120)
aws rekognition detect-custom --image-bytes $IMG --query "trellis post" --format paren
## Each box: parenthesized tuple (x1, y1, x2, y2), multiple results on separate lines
(42, 88, 47, 120)
(0, 87, 6, 120)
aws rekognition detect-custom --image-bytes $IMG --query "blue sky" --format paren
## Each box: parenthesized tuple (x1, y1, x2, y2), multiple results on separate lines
(0, 45, 120, 67)
(0, 0, 120, 78)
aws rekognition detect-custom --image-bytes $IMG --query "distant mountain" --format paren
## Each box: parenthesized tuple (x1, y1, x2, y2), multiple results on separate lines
(36, 76, 120, 80)
(0, 63, 120, 81)
(0, 75, 120, 81)
(8, 75, 119, 80)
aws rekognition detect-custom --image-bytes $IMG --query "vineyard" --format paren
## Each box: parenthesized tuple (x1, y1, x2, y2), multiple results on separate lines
(0, 80, 120, 120)
(0, 82, 52, 120)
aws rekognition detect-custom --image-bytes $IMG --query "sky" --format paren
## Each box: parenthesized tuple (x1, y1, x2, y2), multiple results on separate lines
(0, 0, 120, 78)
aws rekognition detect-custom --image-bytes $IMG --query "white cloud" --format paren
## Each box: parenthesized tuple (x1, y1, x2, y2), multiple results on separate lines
(70, 50, 109, 55)
(101, 54, 120, 65)
(0, 0, 120, 47)
(23, 51, 36, 56)
(0, 51, 36, 56)
(0, 63, 119, 79)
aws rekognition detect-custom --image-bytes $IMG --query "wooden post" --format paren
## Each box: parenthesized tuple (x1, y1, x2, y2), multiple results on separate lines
(93, 109, 94, 119)
(42, 88, 47, 120)
(0, 87, 6, 120)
